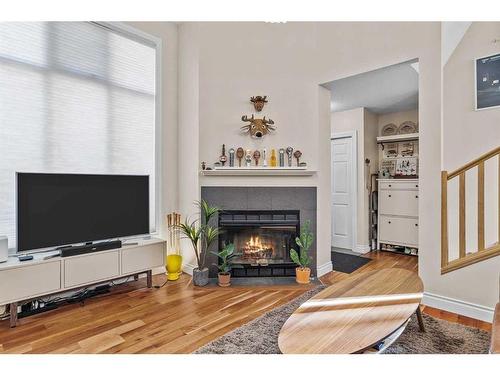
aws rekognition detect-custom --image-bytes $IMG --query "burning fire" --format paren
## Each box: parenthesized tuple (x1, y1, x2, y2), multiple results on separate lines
(243, 236, 273, 259)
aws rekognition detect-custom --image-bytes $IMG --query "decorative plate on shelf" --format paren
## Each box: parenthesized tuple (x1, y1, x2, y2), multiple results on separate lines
(397, 121, 418, 134)
(381, 123, 398, 136)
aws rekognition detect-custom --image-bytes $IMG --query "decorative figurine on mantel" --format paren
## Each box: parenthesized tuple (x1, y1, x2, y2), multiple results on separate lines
(270, 149, 277, 167)
(262, 148, 267, 167)
(245, 149, 252, 167)
(279, 148, 285, 167)
(236, 147, 244, 167)
(253, 150, 261, 166)
(241, 114, 276, 139)
(229, 148, 235, 167)
(201, 161, 206, 170)
(219, 144, 227, 166)
(250, 95, 268, 112)
(293, 150, 302, 167)
(286, 147, 294, 167)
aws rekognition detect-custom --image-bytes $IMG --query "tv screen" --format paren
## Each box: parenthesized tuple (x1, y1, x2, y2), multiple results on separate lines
(17, 173, 149, 251)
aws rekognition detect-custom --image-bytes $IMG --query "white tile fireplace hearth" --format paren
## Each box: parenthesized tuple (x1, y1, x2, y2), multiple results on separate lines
(201, 187, 317, 278)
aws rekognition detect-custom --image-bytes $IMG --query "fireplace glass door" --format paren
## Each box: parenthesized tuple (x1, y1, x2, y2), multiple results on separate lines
(218, 210, 300, 276)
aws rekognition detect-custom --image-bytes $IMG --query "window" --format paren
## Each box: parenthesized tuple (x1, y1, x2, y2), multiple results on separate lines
(0, 22, 160, 249)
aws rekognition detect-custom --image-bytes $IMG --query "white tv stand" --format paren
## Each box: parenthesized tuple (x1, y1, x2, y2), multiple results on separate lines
(0, 238, 165, 327)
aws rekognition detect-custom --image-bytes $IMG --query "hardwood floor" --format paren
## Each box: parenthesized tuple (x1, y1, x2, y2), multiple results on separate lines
(320, 250, 492, 333)
(0, 250, 491, 353)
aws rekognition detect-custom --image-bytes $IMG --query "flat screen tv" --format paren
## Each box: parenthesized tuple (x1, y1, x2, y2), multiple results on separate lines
(17, 173, 149, 252)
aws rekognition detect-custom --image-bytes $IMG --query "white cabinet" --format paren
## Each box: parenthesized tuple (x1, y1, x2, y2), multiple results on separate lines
(0, 238, 166, 326)
(378, 190, 418, 217)
(378, 179, 419, 249)
(122, 243, 164, 274)
(64, 250, 120, 288)
(379, 216, 418, 246)
(0, 261, 61, 305)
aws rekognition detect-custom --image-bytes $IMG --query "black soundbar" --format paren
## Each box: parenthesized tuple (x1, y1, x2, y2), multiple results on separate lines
(60, 240, 122, 257)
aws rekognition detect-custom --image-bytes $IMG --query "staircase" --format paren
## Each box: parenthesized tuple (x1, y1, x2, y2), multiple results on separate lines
(441, 146, 500, 274)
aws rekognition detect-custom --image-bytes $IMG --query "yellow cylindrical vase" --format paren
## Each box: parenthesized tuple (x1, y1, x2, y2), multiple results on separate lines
(166, 254, 182, 281)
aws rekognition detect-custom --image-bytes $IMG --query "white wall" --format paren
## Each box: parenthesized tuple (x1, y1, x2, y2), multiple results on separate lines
(177, 22, 442, 286)
(434, 21, 500, 317)
(177, 23, 201, 271)
(377, 109, 419, 135)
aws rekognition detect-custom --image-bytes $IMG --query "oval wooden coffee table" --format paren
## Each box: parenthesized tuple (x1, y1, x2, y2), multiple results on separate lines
(278, 268, 424, 354)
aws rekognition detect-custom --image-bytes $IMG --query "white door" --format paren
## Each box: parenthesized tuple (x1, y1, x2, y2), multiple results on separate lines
(331, 137, 354, 249)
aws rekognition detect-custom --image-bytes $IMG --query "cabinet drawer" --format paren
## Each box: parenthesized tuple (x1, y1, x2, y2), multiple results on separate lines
(379, 216, 418, 246)
(64, 250, 119, 288)
(379, 190, 418, 217)
(379, 181, 418, 191)
(0, 261, 61, 304)
(122, 243, 164, 274)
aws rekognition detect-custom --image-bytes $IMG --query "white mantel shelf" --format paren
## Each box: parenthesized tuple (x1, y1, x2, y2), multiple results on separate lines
(376, 133, 419, 144)
(200, 167, 317, 176)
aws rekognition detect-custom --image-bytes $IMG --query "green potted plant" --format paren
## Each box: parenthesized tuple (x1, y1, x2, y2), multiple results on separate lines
(290, 220, 313, 284)
(177, 200, 220, 286)
(211, 243, 238, 287)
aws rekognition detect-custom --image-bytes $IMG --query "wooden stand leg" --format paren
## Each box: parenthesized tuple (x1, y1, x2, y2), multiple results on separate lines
(416, 305, 425, 332)
(10, 302, 18, 328)
(146, 270, 153, 288)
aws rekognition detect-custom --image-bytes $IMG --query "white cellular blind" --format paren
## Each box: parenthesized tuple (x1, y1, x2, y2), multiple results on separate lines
(0, 22, 157, 249)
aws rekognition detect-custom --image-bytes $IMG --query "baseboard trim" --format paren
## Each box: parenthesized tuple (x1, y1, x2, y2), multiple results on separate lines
(317, 261, 333, 277)
(183, 263, 196, 276)
(422, 292, 495, 323)
(354, 244, 371, 254)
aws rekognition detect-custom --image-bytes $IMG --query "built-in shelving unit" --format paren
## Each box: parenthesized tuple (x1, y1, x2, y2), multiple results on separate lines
(376, 133, 419, 144)
(200, 167, 316, 176)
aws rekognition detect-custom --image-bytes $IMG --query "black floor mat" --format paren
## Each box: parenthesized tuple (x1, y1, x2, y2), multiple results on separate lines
(331, 251, 371, 273)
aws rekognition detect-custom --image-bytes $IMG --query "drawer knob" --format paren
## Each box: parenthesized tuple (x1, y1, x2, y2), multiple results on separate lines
(388, 194, 392, 197)
(415, 223, 418, 227)
(388, 221, 391, 224)
(388, 184, 392, 187)
(415, 184, 418, 187)
(415, 195, 418, 198)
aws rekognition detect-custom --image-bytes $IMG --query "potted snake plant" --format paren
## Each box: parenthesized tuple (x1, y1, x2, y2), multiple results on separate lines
(211, 243, 237, 287)
(290, 220, 313, 284)
(177, 200, 220, 286)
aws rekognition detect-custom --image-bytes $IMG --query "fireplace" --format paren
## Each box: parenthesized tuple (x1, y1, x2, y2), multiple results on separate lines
(218, 210, 300, 277)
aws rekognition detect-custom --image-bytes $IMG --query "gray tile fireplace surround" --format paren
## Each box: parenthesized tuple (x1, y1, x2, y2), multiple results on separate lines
(201, 186, 317, 278)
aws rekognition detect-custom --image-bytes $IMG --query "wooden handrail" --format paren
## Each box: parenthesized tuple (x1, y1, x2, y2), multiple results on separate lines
(447, 146, 500, 180)
(441, 146, 500, 274)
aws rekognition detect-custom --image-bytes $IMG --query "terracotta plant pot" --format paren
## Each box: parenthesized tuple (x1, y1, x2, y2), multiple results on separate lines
(217, 272, 231, 287)
(295, 267, 311, 284)
(193, 267, 209, 286)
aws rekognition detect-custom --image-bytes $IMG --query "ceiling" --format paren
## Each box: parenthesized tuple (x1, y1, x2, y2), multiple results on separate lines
(325, 60, 419, 114)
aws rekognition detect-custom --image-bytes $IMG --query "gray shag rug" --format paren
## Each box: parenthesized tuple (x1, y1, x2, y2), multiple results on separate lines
(194, 286, 491, 354)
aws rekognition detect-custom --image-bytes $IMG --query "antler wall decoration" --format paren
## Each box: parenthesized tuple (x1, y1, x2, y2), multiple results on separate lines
(241, 114, 276, 138)
(250, 95, 268, 112)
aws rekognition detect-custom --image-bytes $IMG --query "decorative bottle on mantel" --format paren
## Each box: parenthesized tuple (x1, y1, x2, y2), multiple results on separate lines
(262, 148, 268, 167)
(270, 149, 277, 167)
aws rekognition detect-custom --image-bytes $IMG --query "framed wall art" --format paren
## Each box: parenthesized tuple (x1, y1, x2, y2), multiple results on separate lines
(383, 143, 398, 158)
(475, 53, 500, 110)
